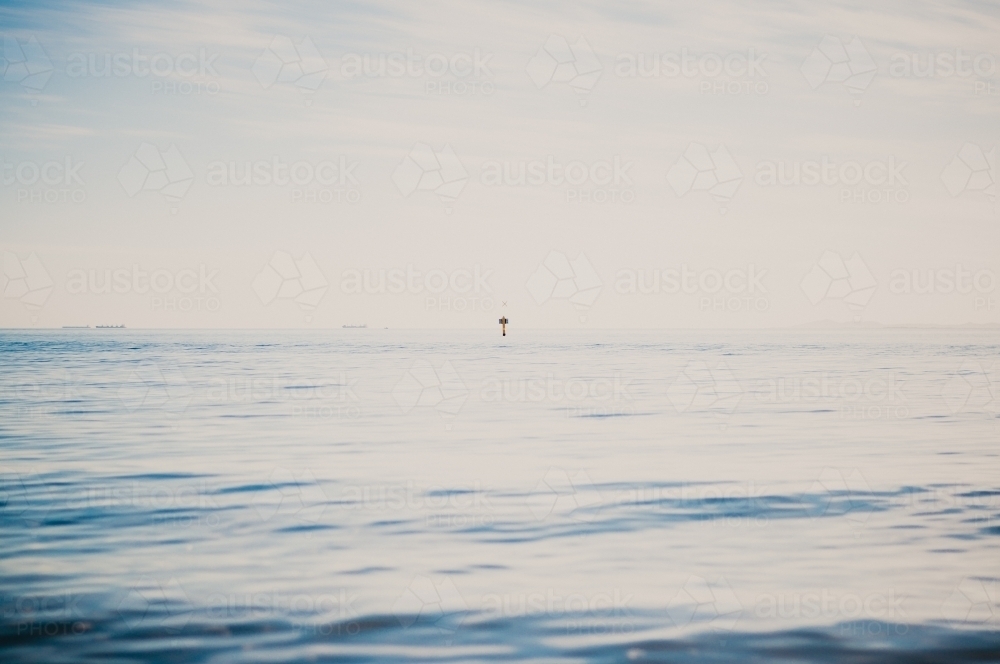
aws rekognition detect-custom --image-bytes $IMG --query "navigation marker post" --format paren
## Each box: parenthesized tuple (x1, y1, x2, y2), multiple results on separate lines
(499, 317, 508, 336)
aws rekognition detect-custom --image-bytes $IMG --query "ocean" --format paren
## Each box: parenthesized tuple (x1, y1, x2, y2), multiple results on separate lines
(1, 329, 998, 662)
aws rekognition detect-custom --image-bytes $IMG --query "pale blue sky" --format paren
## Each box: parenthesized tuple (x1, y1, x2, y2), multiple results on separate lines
(1, 0, 997, 328)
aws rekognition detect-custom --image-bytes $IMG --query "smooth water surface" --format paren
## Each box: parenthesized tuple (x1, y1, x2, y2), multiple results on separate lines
(1, 329, 998, 662)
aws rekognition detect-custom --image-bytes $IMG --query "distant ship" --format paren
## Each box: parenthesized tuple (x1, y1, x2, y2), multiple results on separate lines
(96, 325, 125, 329)
(342, 324, 367, 329)
(62, 326, 90, 329)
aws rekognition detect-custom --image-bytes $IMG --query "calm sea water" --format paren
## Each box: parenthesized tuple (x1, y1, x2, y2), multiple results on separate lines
(1, 329, 998, 662)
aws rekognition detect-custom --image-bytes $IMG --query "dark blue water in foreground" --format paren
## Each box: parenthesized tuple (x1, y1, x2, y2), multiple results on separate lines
(1, 329, 998, 662)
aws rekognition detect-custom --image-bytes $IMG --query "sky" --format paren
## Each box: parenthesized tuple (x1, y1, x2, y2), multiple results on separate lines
(0, 0, 997, 329)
